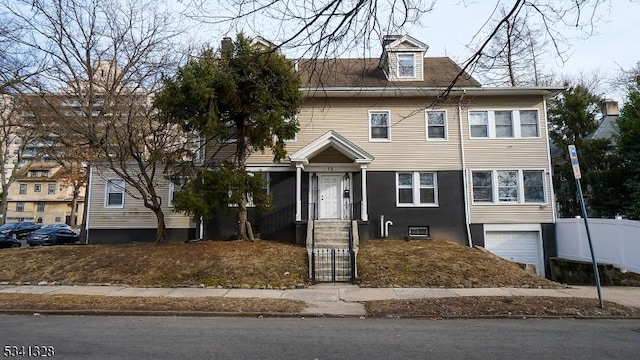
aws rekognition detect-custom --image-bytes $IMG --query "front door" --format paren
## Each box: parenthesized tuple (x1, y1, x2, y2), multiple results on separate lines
(319, 174, 342, 219)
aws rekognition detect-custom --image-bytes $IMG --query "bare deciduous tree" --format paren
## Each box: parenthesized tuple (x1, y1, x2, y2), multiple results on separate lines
(1, 0, 188, 243)
(182, 0, 610, 91)
(0, 95, 38, 224)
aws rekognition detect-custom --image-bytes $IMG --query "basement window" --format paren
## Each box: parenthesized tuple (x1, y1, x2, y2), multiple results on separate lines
(408, 226, 430, 239)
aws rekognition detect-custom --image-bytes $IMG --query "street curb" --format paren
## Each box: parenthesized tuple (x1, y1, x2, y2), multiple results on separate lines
(1, 309, 639, 320)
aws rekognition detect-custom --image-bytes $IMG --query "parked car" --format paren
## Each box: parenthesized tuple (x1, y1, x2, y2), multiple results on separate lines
(27, 227, 79, 246)
(0, 222, 41, 239)
(0, 234, 21, 248)
(39, 223, 72, 230)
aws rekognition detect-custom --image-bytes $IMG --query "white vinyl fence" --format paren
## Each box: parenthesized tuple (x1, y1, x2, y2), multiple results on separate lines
(556, 218, 640, 273)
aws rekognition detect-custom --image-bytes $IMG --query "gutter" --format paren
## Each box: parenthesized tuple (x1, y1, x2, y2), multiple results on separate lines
(300, 86, 565, 97)
(457, 90, 473, 248)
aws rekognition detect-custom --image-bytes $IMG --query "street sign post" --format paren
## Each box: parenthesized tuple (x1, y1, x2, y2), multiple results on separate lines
(568, 145, 603, 308)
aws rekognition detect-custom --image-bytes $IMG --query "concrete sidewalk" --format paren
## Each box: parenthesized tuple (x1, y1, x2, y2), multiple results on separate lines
(1, 284, 639, 316)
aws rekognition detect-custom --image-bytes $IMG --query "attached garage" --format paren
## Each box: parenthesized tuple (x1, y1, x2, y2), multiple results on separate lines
(484, 224, 544, 277)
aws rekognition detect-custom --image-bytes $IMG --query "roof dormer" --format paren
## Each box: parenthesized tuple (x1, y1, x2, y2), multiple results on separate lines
(380, 35, 428, 81)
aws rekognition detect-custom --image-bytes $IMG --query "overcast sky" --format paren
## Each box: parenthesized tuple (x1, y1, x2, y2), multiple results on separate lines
(406, 1, 640, 99)
(179, 1, 640, 101)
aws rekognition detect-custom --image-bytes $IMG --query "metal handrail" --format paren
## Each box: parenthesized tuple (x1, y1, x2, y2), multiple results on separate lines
(348, 202, 356, 283)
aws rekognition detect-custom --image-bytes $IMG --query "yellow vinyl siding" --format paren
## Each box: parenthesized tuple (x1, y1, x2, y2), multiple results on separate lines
(466, 170, 554, 224)
(461, 96, 554, 223)
(89, 167, 193, 229)
(462, 96, 549, 168)
(247, 97, 463, 171)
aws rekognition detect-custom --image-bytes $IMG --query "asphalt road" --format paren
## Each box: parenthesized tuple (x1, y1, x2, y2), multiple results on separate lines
(1, 315, 639, 359)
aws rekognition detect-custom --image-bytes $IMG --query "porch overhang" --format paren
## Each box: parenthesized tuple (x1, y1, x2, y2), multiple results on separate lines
(289, 130, 374, 167)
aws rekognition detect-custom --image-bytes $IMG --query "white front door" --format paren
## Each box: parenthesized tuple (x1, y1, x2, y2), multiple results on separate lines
(319, 174, 342, 219)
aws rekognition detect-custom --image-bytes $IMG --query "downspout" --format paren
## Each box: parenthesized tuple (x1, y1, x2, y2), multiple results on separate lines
(457, 90, 473, 247)
(543, 99, 557, 223)
(83, 164, 93, 244)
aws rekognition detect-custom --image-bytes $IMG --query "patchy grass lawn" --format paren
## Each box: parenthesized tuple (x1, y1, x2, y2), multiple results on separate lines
(366, 296, 640, 318)
(357, 239, 558, 288)
(0, 241, 307, 288)
(0, 293, 303, 313)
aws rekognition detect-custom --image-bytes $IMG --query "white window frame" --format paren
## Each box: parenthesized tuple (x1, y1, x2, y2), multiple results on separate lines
(284, 115, 298, 142)
(396, 171, 439, 207)
(494, 111, 514, 138)
(247, 172, 270, 208)
(425, 110, 448, 141)
(105, 179, 125, 208)
(16, 202, 24, 212)
(468, 109, 541, 139)
(519, 110, 540, 138)
(470, 169, 547, 205)
(168, 178, 187, 208)
(469, 111, 490, 138)
(369, 110, 391, 142)
(19, 183, 27, 195)
(48, 183, 56, 195)
(397, 53, 416, 78)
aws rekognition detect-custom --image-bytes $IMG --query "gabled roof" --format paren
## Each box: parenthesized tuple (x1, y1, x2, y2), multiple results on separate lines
(297, 57, 481, 89)
(384, 35, 428, 51)
(289, 131, 374, 165)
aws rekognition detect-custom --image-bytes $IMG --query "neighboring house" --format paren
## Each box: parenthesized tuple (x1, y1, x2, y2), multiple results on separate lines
(6, 161, 85, 225)
(84, 35, 561, 277)
(84, 165, 195, 244)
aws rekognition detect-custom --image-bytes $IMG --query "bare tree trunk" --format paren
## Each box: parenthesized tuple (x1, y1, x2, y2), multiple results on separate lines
(238, 195, 248, 240)
(153, 207, 167, 244)
(235, 121, 252, 241)
(70, 186, 79, 226)
(0, 186, 8, 225)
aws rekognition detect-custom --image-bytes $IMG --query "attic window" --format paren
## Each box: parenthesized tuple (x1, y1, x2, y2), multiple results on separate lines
(397, 53, 415, 78)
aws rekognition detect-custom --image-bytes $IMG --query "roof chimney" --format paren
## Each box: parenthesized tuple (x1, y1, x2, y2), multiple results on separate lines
(221, 37, 233, 58)
(602, 99, 620, 117)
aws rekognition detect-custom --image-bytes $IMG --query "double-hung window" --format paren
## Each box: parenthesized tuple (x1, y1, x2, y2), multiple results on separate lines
(426, 111, 447, 140)
(37, 201, 45, 212)
(48, 184, 56, 195)
(19, 184, 27, 195)
(471, 170, 546, 204)
(494, 111, 513, 138)
(369, 111, 391, 141)
(105, 179, 125, 208)
(16, 202, 24, 212)
(168, 178, 187, 207)
(247, 172, 270, 207)
(470, 110, 540, 138)
(469, 111, 489, 138)
(523, 170, 545, 202)
(396, 172, 438, 206)
(520, 110, 539, 137)
(497, 170, 519, 202)
(397, 53, 415, 78)
(471, 171, 493, 203)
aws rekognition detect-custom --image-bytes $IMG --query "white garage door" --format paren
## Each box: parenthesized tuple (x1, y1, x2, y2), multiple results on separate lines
(484, 231, 543, 276)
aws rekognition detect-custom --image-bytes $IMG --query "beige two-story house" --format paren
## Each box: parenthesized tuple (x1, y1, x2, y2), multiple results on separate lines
(84, 35, 560, 277)
(6, 161, 85, 225)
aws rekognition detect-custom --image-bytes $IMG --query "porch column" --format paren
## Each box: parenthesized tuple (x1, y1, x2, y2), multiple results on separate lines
(295, 164, 303, 221)
(361, 165, 368, 221)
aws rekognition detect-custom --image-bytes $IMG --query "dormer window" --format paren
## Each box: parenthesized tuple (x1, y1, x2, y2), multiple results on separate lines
(397, 53, 415, 78)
